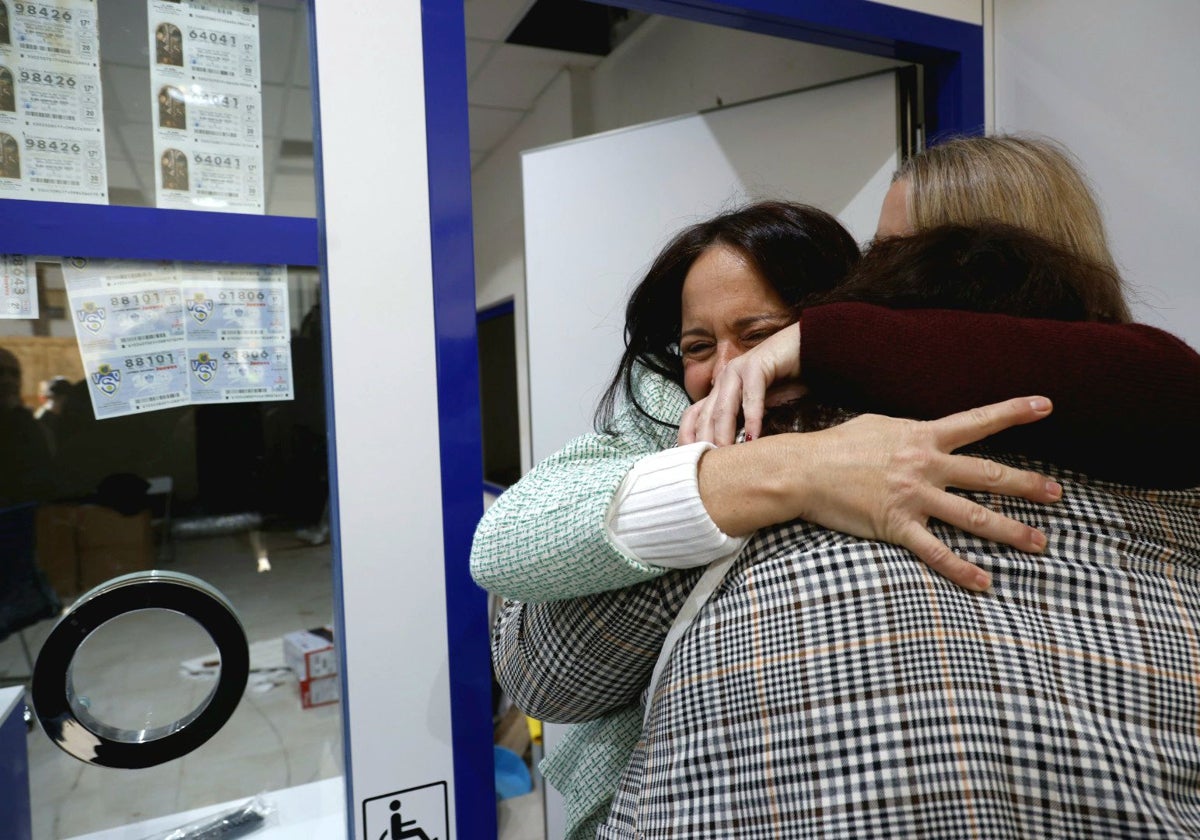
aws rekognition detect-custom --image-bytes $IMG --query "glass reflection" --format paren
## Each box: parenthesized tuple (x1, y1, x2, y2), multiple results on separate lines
(68, 608, 215, 736)
(0, 258, 338, 838)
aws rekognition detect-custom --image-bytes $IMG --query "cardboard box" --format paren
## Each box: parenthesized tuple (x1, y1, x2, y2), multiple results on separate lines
(35, 504, 80, 596)
(76, 506, 154, 591)
(35, 503, 154, 596)
(299, 674, 340, 709)
(283, 626, 337, 681)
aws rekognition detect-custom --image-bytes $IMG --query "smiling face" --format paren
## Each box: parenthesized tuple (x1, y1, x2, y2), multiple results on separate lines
(678, 245, 793, 402)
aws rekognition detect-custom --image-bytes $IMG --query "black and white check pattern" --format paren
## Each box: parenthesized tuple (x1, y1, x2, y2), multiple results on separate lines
(594, 456, 1200, 838)
(494, 565, 701, 724)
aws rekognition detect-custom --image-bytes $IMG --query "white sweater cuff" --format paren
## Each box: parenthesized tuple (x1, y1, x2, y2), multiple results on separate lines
(605, 442, 750, 569)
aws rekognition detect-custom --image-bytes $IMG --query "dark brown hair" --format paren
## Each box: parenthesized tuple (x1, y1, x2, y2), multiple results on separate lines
(762, 223, 1130, 436)
(595, 201, 860, 433)
(819, 222, 1128, 323)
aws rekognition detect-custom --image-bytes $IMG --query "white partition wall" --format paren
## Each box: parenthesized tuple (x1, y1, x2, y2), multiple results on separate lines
(312, 3, 491, 839)
(523, 71, 900, 460)
(992, 0, 1200, 350)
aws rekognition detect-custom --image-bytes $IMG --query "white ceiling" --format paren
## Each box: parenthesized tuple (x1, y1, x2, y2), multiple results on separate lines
(464, 0, 603, 170)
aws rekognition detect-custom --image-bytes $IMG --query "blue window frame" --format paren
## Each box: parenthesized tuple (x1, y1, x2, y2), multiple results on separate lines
(423, 4, 982, 837)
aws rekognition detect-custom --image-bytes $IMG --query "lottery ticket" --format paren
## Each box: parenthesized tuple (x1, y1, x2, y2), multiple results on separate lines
(63, 256, 183, 351)
(154, 143, 262, 211)
(64, 257, 293, 416)
(0, 124, 104, 201)
(1, 253, 37, 318)
(153, 84, 260, 146)
(5, 63, 101, 130)
(0, 0, 99, 66)
(0, 0, 107, 203)
(83, 346, 191, 419)
(181, 262, 287, 344)
(151, 15, 259, 90)
(68, 284, 185, 354)
(187, 344, 293, 403)
(149, 0, 263, 213)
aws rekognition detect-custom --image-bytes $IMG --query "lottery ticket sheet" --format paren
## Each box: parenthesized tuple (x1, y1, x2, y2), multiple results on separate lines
(82, 346, 192, 419)
(63, 257, 189, 418)
(63, 257, 292, 418)
(1, 253, 38, 318)
(182, 261, 292, 402)
(147, 0, 264, 212)
(0, 0, 107, 203)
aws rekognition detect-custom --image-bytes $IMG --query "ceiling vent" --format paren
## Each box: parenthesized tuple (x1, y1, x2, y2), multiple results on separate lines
(506, 0, 647, 56)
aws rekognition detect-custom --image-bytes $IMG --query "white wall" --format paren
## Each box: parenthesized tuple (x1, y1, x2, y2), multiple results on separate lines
(586, 17, 899, 134)
(473, 71, 575, 474)
(992, 0, 1200, 349)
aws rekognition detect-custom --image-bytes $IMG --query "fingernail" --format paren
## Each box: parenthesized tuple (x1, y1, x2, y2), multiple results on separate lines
(1030, 529, 1047, 552)
(1029, 397, 1051, 412)
(974, 571, 991, 592)
(1045, 480, 1062, 499)
(745, 433, 754, 442)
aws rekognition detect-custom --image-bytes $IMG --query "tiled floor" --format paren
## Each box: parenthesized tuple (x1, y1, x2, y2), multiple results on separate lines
(1, 529, 544, 839)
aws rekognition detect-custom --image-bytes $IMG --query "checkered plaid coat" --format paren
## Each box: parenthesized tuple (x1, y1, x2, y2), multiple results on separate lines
(498, 455, 1200, 838)
(476, 367, 691, 839)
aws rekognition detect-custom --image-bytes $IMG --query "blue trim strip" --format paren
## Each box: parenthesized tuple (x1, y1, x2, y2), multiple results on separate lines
(304, 5, 356, 839)
(420, 3, 496, 838)
(477, 299, 515, 322)
(603, 0, 984, 137)
(0, 201, 318, 265)
(0, 693, 33, 840)
(482, 480, 507, 497)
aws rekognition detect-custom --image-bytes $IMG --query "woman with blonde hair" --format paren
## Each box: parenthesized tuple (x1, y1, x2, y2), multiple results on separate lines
(884, 135, 1119, 274)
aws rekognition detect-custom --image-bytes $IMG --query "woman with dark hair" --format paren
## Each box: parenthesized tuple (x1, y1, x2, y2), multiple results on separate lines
(474, 197, 1200, 838)
(594, 200, 861, 433)
(493, 221, 1200, 839)
(474, 202, 1057, 606)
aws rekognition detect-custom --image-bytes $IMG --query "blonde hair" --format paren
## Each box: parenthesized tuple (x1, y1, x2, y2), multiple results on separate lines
(895, 135, 1129, 319)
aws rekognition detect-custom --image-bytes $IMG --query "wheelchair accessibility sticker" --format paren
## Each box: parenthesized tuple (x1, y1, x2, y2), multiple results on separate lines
(363, 781, 448, 840)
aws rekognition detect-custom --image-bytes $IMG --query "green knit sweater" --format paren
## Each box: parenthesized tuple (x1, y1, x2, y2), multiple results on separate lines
(471, 367, 688, 839)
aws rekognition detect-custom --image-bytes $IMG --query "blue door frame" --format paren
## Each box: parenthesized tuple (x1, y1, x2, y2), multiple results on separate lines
(420, 4, 983, 838)
(604, 0, 985, 139)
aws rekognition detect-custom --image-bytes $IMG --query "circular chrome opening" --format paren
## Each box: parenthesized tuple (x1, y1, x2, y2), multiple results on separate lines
(32, 571, 249, 769)
(68, 608, 219, 740)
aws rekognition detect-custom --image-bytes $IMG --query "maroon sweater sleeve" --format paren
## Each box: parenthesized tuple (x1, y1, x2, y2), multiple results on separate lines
(802, 303, 1200, 488)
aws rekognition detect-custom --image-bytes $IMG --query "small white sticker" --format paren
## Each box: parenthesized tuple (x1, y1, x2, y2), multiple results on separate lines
(362, 781, 448, 840)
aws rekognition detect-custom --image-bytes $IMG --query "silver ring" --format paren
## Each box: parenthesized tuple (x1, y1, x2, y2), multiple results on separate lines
(32, 571, 249, 769)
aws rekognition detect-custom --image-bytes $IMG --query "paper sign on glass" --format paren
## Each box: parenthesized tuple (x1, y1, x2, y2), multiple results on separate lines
(1, 253, 38, 318)
(148, 0, 263, 213)
(0, 0, 107, 203)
